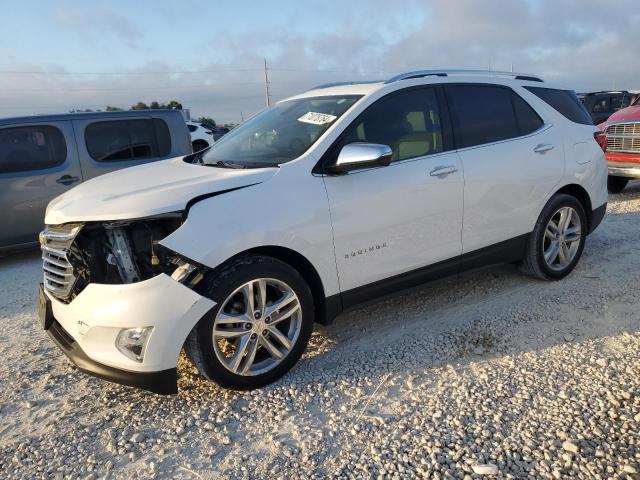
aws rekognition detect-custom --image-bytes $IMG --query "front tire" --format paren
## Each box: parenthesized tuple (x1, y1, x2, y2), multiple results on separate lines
(185, 255, 314, 389)
(520, 194, 587, 280)
(607, 176, 629, 194)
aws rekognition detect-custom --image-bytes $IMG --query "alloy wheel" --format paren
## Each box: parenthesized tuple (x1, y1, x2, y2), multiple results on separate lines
(542, 206, 582, 271)
(212, 278, 302, 376)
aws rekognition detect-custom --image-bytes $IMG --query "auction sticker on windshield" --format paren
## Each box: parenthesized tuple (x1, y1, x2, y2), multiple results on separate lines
(298, 112, 338, 125)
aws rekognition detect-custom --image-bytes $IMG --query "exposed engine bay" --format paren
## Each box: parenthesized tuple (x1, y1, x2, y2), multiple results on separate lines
(52, 214, 204, 302)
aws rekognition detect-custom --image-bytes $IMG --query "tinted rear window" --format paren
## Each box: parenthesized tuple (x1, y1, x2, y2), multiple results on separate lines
(85, 118, 171, 162)
(524, 87, 593, 125)
(512, 93, 544, 135)
(446, 85, 520, 149)
(0, 125, 67, 173)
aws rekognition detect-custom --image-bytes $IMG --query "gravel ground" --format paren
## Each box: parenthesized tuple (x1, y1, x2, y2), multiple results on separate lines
(1, 184, 640, 479)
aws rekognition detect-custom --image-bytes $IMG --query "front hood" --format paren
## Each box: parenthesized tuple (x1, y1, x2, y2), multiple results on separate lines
(600, 105, 640, 128)
(45, 157, 278, 224)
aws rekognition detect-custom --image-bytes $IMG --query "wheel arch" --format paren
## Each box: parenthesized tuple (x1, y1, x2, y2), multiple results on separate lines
(192, 139, 210, 151)
(553, 183, 593, 231)
(226, 245, 337, 326)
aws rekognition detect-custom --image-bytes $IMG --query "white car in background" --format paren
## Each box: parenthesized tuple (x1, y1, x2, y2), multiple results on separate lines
(39, 69, 607, 394)
(186, 121, 214, 152)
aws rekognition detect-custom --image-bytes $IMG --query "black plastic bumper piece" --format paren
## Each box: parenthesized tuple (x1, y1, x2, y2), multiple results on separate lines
(47, 320, 178, 395)
(589, 203, 607, 234)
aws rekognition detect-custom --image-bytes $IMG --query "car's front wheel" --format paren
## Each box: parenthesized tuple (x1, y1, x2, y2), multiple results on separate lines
(185, 255, 314, 389)
(607, 176, 629, 194)
(520, 194, 587, 280)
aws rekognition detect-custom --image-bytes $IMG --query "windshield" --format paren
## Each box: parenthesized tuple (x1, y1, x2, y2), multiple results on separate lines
(201, 95, 361, 167)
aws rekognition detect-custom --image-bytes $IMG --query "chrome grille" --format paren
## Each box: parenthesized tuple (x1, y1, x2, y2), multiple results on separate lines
(606, 122, 640, 154)
(41, 224, 82, 299)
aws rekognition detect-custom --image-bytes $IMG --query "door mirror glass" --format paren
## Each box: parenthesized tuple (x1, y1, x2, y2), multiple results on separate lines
(328, 143, 392, 174)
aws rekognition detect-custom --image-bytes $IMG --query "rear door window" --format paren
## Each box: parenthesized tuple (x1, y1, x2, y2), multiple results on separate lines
(524, 87, 593, 125)
(445, 85, 521, 149)
(592, 96, 611, 114)
(612, 94, 631, 111)
(0, 125, 67, 173)
(85, 118, 171, 162)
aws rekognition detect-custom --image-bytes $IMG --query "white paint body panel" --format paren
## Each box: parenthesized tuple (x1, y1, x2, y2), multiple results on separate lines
(42, 73, 607, 375)
(47, 274, 215, 372)
(187, 121, 215, 146)
(323, 151, 463, 290)
(45, 157, 277, 224)
(458, 125, 565, 253)
(160, 156, 342, 298)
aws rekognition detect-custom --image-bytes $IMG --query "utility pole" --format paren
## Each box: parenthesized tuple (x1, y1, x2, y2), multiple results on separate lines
(263, 58, 271, 107)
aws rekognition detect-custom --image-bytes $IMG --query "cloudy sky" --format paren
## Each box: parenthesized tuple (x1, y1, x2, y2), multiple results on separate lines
(0, 0, 638, 123)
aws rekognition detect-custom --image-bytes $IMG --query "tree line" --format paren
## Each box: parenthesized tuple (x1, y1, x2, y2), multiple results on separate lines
(69, 101, 219, 127)
(70, 100, 183, 113)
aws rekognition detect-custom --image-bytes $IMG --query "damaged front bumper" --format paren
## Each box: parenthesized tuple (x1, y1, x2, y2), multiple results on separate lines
(42, 273, 215, 394)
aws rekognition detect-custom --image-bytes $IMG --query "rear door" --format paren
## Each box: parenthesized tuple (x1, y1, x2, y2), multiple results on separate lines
(0, 121, 82, 248)
(72, 116, 174, 180)
(444, 84, 565, 257)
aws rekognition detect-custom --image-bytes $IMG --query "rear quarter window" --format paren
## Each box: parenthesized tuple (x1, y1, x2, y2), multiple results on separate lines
(512, 93, 544, 135)
(0, 125, 67, 173)
(524, 87, 593, 125)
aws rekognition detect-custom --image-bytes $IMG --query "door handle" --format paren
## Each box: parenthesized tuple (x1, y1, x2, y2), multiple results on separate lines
(429, 165, 458, 177)
(56, 175, 80, 186)
(533, 144, 554, 154)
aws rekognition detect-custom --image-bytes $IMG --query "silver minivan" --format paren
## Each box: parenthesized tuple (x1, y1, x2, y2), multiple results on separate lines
(0, 110, 191, 251)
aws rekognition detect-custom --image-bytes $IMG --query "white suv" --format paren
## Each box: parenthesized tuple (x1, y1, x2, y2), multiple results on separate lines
(39, 69, 607, 394)
(186, 121, 215, 152)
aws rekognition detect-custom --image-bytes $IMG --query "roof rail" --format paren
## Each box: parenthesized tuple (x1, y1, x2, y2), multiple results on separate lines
(308, 80, 382, 91)
(385, 69, 544, 84)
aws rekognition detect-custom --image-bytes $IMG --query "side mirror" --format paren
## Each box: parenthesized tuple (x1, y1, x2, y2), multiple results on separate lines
(326, 143, 392, 174)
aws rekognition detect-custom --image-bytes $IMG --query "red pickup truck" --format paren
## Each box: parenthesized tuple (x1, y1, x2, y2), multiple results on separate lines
(598, 96, 640, 192)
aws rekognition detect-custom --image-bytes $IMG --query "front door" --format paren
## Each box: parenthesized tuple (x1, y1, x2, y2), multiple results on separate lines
(322, 87, 464, 305)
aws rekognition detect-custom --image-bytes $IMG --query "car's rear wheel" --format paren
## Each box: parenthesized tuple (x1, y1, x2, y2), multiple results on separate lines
(520, 194, 587, 280)
(607, 176, 629, 194)
(185, 255, 314, 389)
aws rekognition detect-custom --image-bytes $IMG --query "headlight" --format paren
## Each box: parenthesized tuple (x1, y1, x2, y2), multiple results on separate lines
(116, 327, 153, 362)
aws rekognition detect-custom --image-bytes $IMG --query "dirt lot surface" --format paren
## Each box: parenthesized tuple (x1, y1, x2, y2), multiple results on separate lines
(1, 185, 640, 479)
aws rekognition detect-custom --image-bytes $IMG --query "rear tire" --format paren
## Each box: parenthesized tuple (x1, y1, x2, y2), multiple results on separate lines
(607, 176, 629, 194)
(185, 255, 314, 389)
(520, 194, 587, 280)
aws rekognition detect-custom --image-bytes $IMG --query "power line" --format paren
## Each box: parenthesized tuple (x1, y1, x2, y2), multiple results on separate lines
(0, 82, 264, 93)
(0, 68, 263, 75)
(0, 93, 269, 111)
(0, 67, 390, 76)
(0, 78, 339, 94)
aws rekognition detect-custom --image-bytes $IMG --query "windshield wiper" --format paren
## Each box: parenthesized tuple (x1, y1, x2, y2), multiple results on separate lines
(208, 160, 246, 169)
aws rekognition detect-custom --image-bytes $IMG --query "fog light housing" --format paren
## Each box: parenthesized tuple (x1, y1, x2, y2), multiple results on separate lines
(116, 327, 153, 362)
